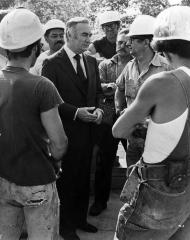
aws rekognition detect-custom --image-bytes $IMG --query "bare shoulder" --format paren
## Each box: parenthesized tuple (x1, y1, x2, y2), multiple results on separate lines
(142, 70, 178, 91)
(137, 70, 181, 106)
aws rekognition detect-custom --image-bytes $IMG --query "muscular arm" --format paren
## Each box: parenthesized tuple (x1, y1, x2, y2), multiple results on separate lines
(41, 107, 68, 160)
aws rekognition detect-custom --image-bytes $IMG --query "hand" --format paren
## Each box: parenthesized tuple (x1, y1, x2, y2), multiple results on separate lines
(115, 108, 125, 118)
(77, 107, 98, 122)
(49, 156, 62, 179)
(104, 83, 117, 96)
(107, 82, 117, 91)
(55, 161, 62, 179)
(93, 108, 103, 125)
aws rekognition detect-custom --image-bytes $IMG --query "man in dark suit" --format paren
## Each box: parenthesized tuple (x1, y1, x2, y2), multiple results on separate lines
(42, 17, 103, 240)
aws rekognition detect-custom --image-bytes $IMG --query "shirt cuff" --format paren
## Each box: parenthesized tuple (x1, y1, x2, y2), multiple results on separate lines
(73, 108, 79, 120)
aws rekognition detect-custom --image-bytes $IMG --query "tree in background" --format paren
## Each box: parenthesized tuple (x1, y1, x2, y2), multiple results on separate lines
(0, 0, 15, 9)
(129, 0, 170, 16)
(88, 0, 130, 13)
(181, 0, 190, 5)
(14, 0, 89, 23)
(1, 0, 185, 26)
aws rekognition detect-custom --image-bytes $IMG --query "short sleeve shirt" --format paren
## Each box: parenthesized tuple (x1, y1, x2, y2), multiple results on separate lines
(116, 53, 170, 106)
(93, 36, 116, 59)
(98, 54, 131, 125)
(0, 66, 63, 186)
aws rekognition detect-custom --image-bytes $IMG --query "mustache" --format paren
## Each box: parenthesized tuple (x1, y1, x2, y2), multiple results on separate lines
(55, 40, 64, 45)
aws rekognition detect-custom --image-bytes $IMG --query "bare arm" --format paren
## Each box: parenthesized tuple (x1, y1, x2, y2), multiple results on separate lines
(86, 43, 103, 61)
(115, 87, 127, 115)
(112, 77, 156, 139)
(87, 43, 97, 55)
(41, 107, 68, 160)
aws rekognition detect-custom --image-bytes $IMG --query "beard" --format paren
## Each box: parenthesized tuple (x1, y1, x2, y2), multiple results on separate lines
(30, 43, 42, 67)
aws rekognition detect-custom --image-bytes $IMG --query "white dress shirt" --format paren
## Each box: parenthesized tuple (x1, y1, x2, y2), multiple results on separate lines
(64, 44, 87, 78)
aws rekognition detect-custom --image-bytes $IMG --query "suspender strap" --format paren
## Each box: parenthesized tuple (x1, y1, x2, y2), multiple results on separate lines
(171, 68, 190, 119)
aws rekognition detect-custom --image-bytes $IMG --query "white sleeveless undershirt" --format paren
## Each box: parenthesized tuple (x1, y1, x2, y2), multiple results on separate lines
(143, 67, 189, 163)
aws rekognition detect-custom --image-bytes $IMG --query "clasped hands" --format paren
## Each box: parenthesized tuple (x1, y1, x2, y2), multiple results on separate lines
(77, 106, 103, 124)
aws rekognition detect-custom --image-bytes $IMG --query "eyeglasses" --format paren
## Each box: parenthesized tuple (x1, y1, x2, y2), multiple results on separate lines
(102, 23, 118, 30)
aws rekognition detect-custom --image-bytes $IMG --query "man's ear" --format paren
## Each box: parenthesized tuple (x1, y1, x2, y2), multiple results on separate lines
(32, 45, 37, 54)
(66, 29, 71, 39)
(44, 35, 48, 43)
(144, 38, 150, 46)
(31, 44, 39, 57)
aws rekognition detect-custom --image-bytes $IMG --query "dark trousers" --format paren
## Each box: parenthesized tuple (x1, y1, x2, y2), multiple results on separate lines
(94, 123, 126, 204)
(57, 142, 93, 232)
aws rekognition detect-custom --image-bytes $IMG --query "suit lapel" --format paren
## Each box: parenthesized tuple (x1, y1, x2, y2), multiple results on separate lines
(60, 49, 87, 96)
(83, 54, 96, 105)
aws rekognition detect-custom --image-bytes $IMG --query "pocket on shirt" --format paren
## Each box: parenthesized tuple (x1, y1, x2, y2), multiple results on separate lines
(125, 79, 138, 99)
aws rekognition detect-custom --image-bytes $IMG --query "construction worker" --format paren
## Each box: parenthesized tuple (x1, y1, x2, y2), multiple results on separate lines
(113, 6, 190, 240)
(31, 18, 65, 75)
(115, 15, 170, 168)
(0, 8, 68, 239)
(88, 10, 120, 59)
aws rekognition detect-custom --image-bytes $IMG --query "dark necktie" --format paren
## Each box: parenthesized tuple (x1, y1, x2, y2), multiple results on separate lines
(74, 54, 87, 83)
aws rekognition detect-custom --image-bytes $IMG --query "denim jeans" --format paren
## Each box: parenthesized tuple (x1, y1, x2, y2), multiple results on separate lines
(115, 166, 190, 240)
(0, 177, 59, 240)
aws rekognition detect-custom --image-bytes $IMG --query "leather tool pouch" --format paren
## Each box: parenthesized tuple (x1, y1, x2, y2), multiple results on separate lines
(120, 166, 141, 204)
(167, 159, 188, 192)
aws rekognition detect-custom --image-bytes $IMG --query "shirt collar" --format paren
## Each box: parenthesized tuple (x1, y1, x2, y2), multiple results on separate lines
(110, 54, 119, 64)
(134, 52, 163, 68)
(149, 53, 163, 67)
(64, 44, 83, 59)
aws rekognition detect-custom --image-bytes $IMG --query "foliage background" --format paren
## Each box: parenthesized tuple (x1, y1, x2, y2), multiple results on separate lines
(0, 0, 188, 25)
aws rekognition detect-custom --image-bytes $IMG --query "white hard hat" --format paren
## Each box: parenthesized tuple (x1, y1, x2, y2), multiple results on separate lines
(0, 8, 44, 52)
(44, 19, 65, 32)
(98, 11, 121, 26)
(128, 15, 155, 36)
(153, 6, 190, 41)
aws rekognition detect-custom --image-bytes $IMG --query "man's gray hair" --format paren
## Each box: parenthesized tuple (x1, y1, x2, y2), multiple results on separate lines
(66, 17, 89, 30)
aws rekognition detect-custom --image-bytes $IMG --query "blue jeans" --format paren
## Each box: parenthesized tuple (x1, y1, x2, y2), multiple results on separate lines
(115, 166, 190, 240)
(0, 177, 59, 240)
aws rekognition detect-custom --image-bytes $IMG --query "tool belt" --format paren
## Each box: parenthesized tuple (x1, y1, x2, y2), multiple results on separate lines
(137, 158, 190, 192)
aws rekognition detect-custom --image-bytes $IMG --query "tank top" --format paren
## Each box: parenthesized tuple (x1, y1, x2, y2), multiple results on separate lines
(143, 67, 190, 163)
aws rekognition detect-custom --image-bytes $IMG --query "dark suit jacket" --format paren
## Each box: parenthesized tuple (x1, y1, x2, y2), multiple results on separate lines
(42, 48, 102, 148)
